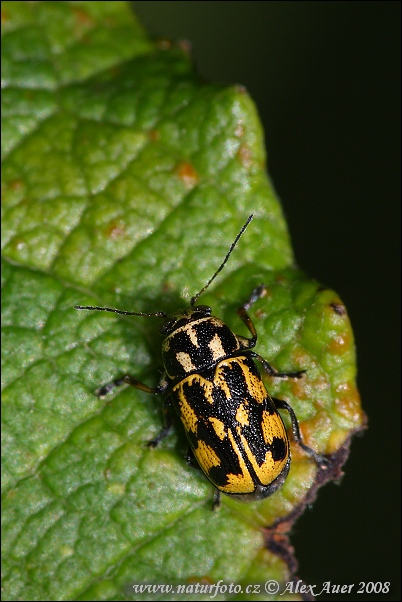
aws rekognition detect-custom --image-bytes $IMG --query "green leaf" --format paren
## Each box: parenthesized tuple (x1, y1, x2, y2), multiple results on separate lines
(1, 2, 364, 600)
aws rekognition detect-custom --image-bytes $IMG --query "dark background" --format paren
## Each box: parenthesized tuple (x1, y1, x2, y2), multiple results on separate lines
(133, 2, 400, 599)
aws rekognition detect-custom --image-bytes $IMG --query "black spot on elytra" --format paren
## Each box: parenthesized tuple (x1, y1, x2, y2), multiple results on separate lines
(271, 437, 287, 462)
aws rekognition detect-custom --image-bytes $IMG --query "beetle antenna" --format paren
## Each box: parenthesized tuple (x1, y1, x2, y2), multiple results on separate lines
(190, 214, 254, 306)
(74, 306, 167, 318)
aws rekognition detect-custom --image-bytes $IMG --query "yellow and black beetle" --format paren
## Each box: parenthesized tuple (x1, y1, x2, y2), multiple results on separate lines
(76, 216, 325, 505)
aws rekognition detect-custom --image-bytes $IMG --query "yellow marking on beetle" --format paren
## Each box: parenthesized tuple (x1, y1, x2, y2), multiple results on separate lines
(224, 471, 255, 494)
(164, 317, 226, 351)
(261, 409, 287, 445)
(187, 324, 199, 347)
(209, 317, 229, 329)
(214, 355, 266, 401)
(209, 417, 226, 440)
(175, 364, 233, 404)
(238, 358, 267, 403)
(194, 440, 221, 474)
(212, 356, 264, 403)
(237, 426, 288, 486)
(208, 332, 226, 362)
(219, 429, 255, 494)
(175, 351, 196, 373)
(173, 373, 215, 406)
(173, 355, 258, 409)
(174, 388, 199, 433)
(213, 361, 236, 400)
(235, 402, 250, 426)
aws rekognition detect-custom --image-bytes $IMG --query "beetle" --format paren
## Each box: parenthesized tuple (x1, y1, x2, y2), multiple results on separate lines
(75, 215, 325, 505)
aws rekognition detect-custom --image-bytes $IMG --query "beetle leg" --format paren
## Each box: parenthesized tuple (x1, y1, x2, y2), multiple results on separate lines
(96, 375, 168, 398)
(147, 401, 173, 448)
(242, 284, 267, 311)
(250, 352, 306, 379)
(212, 489, 221, 510)
(236, 285, 267, 348)
(185, 445, 196, 466)
(95, 375, 173, 446)
(273, 398, 328, 466)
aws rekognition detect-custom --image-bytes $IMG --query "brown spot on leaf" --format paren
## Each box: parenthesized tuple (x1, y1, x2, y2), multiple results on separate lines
(327, 331, 352, 355)
(149, 129, 159, 142)
(105, 221, 126, 239)
(156, 38, 172, 50)
(234, 84, 247, 94)
(334, 382, 363, 422)
(274, 273, 288, 285)
(14, 238, 26, 251)
(289, 374, 308, 398)
(72, 7, 94, 27)
(235, 121, 245, 138)
(237, 144, 252, 168)
(7, 179, 24, 191)
(176, 161, 199, 189)
(161, 280, 174, 294)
